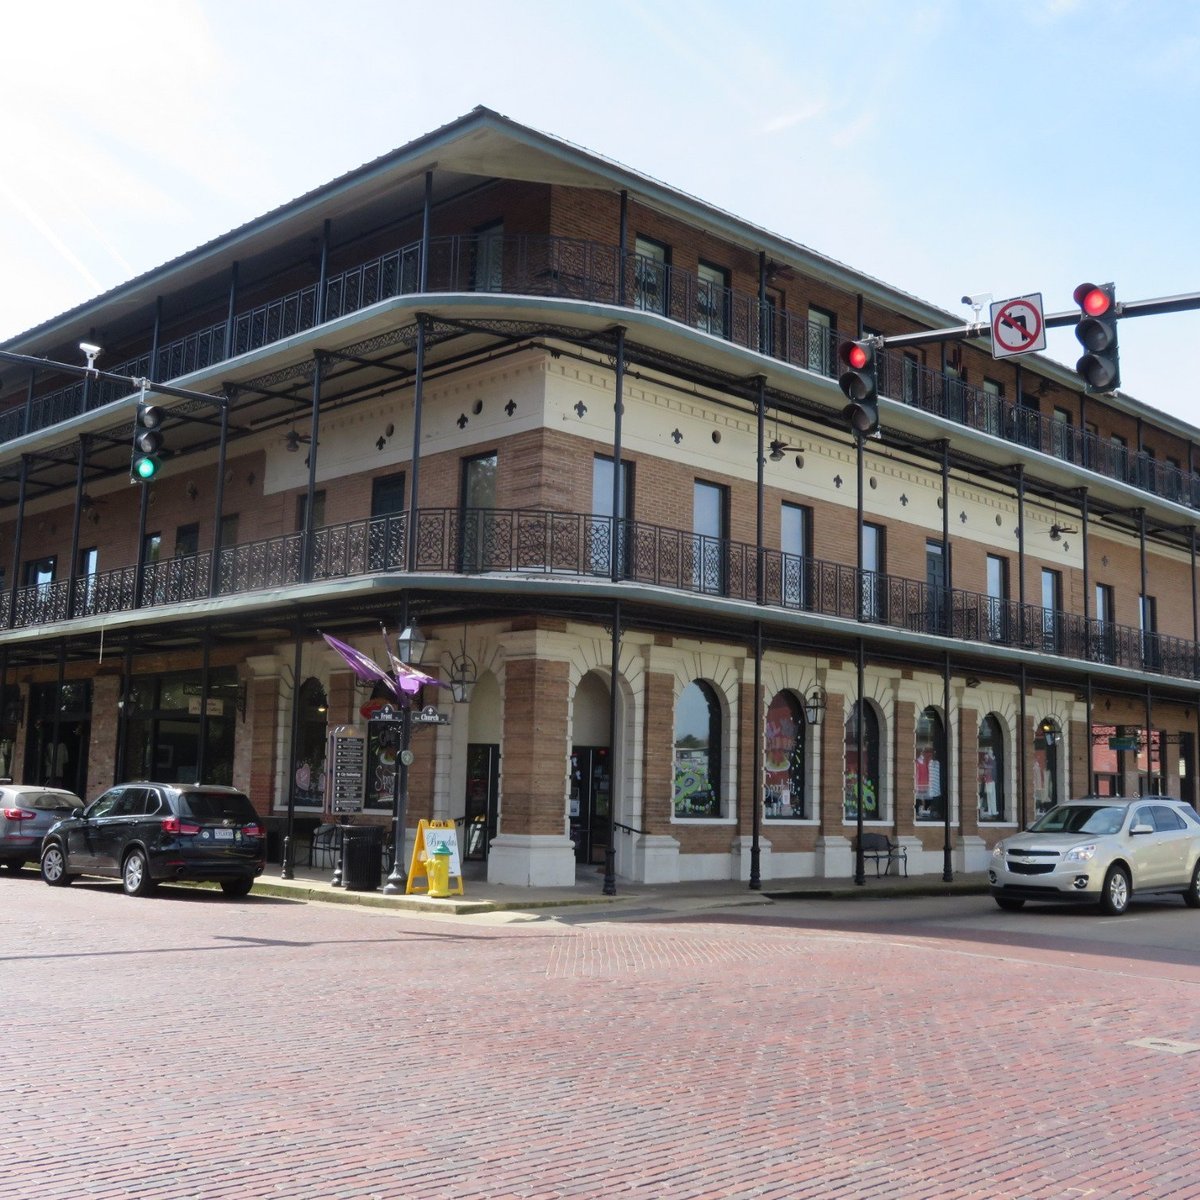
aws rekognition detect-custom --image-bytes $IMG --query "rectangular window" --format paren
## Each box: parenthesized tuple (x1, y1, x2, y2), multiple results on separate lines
(1084, 419, 1099, 468)
(24, 555, 56, 587)
(471, 220, 504, 292)
(986, 554, 1008, 642)
(370, 473, 406, 570)
(174, 523, 199, 558)
(633, 236, 669, 315)
(807, 306, 835, 377)
(1109, 433, 1129, 481)
(781, 502, 811, 609)
(1017, 394, 1041, 449)
(902, 352, 920, 405)
(1095, 583, 1115, 663)
(296, 491, 326, 531)
(1141, 594, 1160, 669)
(977, 374, 1002, 435)
(1052, 406, 1075, 462)
(693, 480, 728, 595)
(696, 261, 730, 338)
(1041, 568, 1062, 651)
(862, 523, 885, 621)
(592, 455, 633, 576)
(1166, 456, 1183, 502)
(218, 513, 239, 550)
(761, 287, 784, 359)
(142, 534, 161, 567)
(460, 452, 499, 571)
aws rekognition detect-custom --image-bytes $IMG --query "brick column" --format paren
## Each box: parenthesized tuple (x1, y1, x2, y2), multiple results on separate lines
(500, 657, 569, 836)
(89, 675, 120, 790)
(818, 690, 846, 833)
(641, 669, 676, 834)
(893, 700, 916, 835)
(958, 706, 980, 838)
(1069, 718, 1089, 799)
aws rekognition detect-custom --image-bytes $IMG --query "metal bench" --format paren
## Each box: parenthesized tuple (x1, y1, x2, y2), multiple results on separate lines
(856, 832, 908, 878)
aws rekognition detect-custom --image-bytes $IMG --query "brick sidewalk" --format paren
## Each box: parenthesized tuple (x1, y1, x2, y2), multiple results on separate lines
(4, 874, 1198, 1199)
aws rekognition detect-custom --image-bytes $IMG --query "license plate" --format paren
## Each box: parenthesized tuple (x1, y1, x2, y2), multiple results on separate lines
(214, 828, 234, 840)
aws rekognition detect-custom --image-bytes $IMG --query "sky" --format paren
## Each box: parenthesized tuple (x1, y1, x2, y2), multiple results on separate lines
(3, 0, 1198, 424)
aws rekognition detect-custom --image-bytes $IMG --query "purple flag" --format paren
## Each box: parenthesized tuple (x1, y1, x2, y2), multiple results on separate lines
(321, 632, 442, 699)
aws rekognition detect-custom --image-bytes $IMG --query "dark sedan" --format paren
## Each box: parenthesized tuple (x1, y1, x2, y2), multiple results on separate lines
(40, 783, 265, 897)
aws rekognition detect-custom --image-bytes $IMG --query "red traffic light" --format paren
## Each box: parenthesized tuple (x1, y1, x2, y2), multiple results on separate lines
(1073, 283, 1111, 317)
(840, 341, 870, 371)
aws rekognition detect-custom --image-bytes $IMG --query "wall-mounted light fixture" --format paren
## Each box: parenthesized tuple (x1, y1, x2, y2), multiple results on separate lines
(804, 684, 826, 727)
(448, 629, 477, 704)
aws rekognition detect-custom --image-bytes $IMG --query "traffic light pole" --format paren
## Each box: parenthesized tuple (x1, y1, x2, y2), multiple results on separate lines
(877, 289, 1200, 352)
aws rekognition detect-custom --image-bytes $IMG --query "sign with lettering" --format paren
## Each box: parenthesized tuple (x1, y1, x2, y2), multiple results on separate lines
(327, 725, 366, 814)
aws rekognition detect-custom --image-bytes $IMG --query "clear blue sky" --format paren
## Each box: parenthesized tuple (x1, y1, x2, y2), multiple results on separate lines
(3, 0, 1197, 423)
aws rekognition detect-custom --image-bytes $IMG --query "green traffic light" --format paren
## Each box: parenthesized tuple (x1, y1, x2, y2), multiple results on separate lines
(134, 456, 159, 481)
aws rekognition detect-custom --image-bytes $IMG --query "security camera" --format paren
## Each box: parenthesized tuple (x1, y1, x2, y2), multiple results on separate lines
(960, 295, 972, 306)
(79, 342, 102, 371)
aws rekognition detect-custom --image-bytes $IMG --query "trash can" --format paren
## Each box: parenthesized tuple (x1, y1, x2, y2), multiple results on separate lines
(340, 825, 384, 892)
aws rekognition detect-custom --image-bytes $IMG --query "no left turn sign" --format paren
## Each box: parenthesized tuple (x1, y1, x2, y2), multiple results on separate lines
(989, 293, 1046, 360)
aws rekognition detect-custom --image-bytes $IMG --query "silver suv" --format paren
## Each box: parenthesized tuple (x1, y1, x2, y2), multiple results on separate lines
(989, 797, 1200, 915)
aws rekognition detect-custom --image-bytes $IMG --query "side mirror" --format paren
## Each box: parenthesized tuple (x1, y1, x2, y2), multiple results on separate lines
(1130, 822, 1154, 836)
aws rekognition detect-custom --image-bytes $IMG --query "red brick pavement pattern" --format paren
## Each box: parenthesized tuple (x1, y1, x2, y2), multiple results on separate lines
(4, 878, 1200, 1199)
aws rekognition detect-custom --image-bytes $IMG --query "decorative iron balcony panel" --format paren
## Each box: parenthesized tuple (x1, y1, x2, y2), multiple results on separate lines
(215, 532, 303, 594)
(12, 580, 68, 627)
(75, 564, 138, 617)
(155, 320, 227, 381)
(140, 553, 212, 608)
(234, 287, 317, 357)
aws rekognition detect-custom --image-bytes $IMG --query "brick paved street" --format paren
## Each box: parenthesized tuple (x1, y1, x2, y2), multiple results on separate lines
(4, 876, 1200, 1199)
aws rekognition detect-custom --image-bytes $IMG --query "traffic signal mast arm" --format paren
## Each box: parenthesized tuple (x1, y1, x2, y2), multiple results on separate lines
(877, 289, 1200, 352)
(0, 349, 227, 409)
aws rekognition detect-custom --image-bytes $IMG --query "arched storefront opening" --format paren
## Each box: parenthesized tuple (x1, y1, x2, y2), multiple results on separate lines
(914, 706, 946, 822)
(844, 701, 880, 821)
(1034, 717, 1062, 816)
(977, 713, 1005, 822)
(674, 680, 722, 818)
(292, 677, 328, 810)
(570, 671, 612, 864)
(764, 690, 807, 819)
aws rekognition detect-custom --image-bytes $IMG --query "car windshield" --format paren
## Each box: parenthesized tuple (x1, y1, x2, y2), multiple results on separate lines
(176, 792, 257, 823)
(1030, 804, 1126, 836)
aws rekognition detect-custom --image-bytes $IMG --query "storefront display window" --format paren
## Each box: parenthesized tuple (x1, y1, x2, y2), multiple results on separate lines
(764, 691, 807, 819)
(674, 680, 721, 817)
(977, 714, 1004, 821)
(914, 707, 946, 821)
(293, 678, 328, 808)
(844, 701, 880, 820)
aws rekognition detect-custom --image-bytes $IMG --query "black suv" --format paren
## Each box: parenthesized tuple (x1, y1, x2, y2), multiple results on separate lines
(40, 783, 265, 897)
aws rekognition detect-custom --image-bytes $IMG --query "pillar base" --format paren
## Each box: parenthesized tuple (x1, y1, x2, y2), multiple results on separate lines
(486, 834, 576, 887)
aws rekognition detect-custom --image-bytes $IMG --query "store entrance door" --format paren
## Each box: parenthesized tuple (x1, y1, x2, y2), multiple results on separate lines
(570, 746, 611, 864)
(463, 743, 499, 861)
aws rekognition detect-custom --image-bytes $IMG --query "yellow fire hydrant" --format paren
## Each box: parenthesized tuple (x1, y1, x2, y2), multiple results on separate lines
(426, 841, 452, 898)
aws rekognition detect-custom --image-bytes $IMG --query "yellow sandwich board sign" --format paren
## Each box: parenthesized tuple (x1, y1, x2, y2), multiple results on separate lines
(405, 819, 464, 895)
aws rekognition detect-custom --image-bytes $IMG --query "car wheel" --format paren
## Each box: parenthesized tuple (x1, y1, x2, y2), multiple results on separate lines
(994, 896, 1025, 911)
(122, 850, 156, 897)
(220, 877, 254, 898)
(1100, 865, 1131, 916)
(41, 843, 74, 887)
(1184, 861, 1200, 909)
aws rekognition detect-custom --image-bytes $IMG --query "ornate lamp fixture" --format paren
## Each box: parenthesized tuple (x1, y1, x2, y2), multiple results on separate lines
(803, 683, 827, 727)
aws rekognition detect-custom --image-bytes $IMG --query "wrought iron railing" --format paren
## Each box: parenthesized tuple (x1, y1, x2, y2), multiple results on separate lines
(2, 507, 1191, 684)
(9, 232, 1199, 509)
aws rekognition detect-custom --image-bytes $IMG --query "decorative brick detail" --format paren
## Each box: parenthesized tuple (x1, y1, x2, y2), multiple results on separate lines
(642, 671, 676, 833)
(818, 691, 846, 835)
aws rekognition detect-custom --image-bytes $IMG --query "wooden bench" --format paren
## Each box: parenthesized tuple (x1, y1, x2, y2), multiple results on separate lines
(856, 832, 908, 878)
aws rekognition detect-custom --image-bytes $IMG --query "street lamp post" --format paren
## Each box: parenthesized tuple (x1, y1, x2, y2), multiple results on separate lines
(382, 622, 426, 896)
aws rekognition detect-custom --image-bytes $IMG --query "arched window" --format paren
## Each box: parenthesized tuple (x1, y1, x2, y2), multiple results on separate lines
(764, 691, 807, 819)
(674, 680, 722, 818)
(978, 714, 1005, 822)
(844, 701, 880, 820)
(915, 706, 946, 821)
(293, 677, 328, 808)
(1034, 718, 1061, 816)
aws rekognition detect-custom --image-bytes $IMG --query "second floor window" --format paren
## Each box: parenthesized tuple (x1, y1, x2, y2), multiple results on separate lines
(693, 480, 727, 595)
(633, 236, 669, 315)
(696, 262, 729, 337)
(807, 306, 835, 376)
(781, 502, 811, 609)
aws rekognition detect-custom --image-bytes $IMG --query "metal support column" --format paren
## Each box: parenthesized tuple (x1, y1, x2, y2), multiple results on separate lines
(1019, 665, 1028, 829)
(755, 377, 766, 606)
(209, 392, 230, 598)
(65, 437, 88, 619)
(384, 595, 412, 894)
(315, 219, 331, 325)
(603, 598, 620, 897)
(133, 481, 150, 609)
(854, 638, 866, 886)
(281, 628, 303, 880)
(750, 621, 763, 891)
(7, 457, 27, 629)
(198, 632, 211, 783)
(943, 651, 953, 882)
(300, 354, 324, 583)
(406, 318, 427, 573)
(223, 262, 239, 360)
(610, 327, 625, 584)
(618, 191, 628, 306)
(1085, 676, 1094, 795)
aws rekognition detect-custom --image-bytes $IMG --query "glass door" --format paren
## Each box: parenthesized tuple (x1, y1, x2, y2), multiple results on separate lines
(463, 743, 499, 861)
(569, 746, 611, 864)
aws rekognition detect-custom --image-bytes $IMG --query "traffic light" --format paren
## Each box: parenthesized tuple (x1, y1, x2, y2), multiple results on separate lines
(1073, 282, 1120, 394)
(838, 339, 879, 436)
(131, 400, 164, 482)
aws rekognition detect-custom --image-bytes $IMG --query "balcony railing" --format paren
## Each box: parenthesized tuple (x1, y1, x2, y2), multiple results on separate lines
(6, 231, 1197, 507)
(1, 507, 1194, 683)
